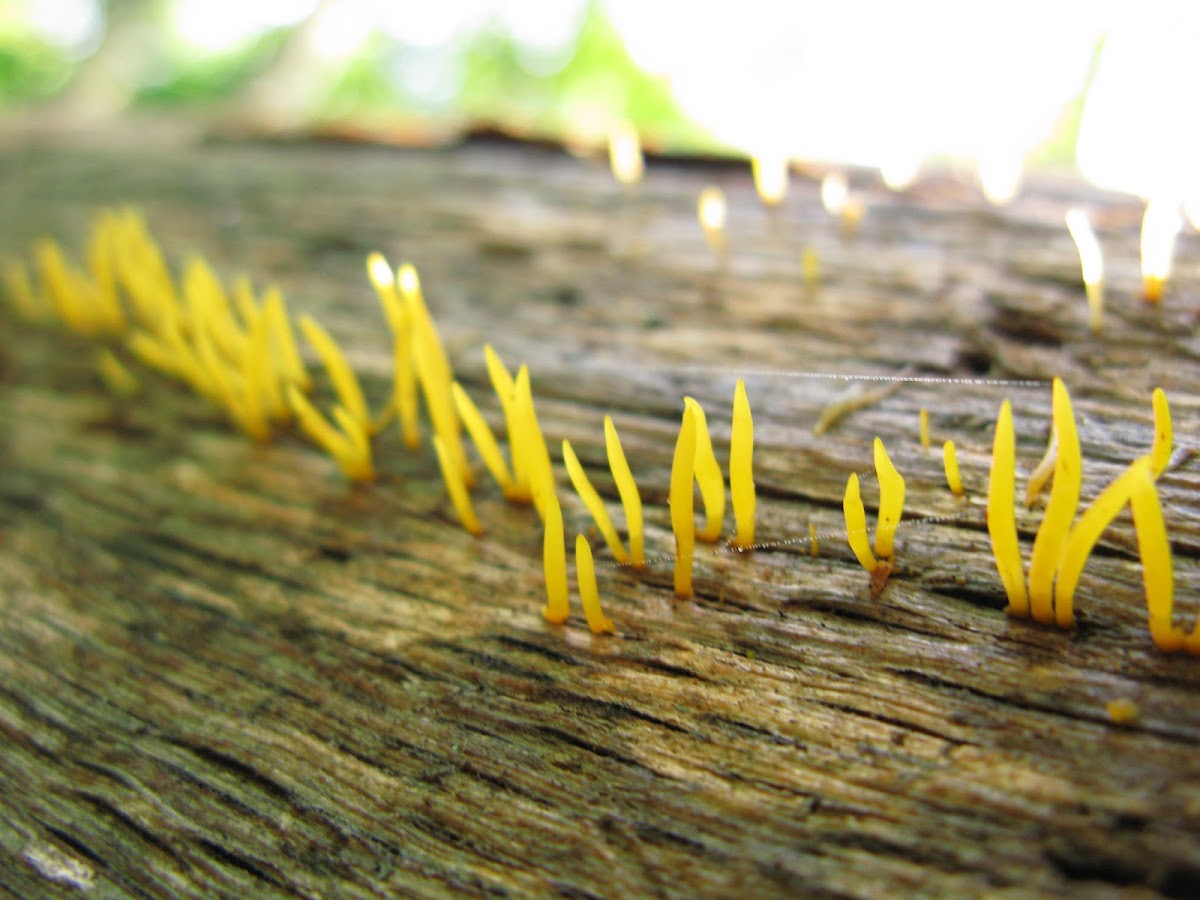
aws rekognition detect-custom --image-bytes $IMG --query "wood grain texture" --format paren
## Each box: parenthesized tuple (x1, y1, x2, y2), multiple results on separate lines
(1, 131, 1199, 898)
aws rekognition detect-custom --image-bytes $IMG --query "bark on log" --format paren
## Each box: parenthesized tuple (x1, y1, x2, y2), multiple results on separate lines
(1, 129, 1199, 898)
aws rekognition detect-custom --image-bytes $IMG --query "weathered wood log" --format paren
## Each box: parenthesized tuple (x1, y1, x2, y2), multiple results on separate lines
(1, 129, 1199, 897)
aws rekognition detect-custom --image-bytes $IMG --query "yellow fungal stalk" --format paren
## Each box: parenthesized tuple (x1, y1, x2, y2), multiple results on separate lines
(95, 349, 138, 398)
(287, 385, 374, 482)
(299, 315, 370, 432)
(919, 408, 930, 451)
(562, 439, 627, 563)
(1150, 388, 1171, 478)
(730, 379, 756, 549)
(809, 521, 819, 558)
(484, 344, 527, 500)
(873, 437, 904, 561)
(604, 416, 644, 568)
(513, 365, 556, 519)
(433, 434, 482, 536)
(576, 535, 616, 634)
(943, 440, 964, 496)
(542, 494, 569, 624)
(1125, 465, 1185, 652)
(184, 256, 245, 362)
(802, 246, 820, 290)
(1106, 699, 1140, 724)
(986, 400, 1029, 617)
(1027, 378, 1080, 624)
(670, 403, 698, 598)
(684, 397, 725, 542)
(262, 287, 309, 393)
(843, 474, 877, 573)
(367, 253, 420, 447)
(1024, 430, 1057, 507)
(452, 382, 514, 495)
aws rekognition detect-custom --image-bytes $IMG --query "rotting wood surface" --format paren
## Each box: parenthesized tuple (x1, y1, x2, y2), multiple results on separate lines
(1, 131, 1199, 898)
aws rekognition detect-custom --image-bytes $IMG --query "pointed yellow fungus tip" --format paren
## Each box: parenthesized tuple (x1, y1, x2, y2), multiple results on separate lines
(685, 397, 725, 543)
(873, 437, 904, 561)
(918, 408, 930, 451)
(397, 263, 420, 299)
(1024, 431, 1057, 508)
(604, 416, 644, 569)
(1028, 378, 1080, 625)
(1150, 388, 1171, 479)
(562, 439, 627, 564)
(542, 495, 569, 624)
(730, 379, 756, 550)
(1106, 699, 1140, 725)
(843, 473, 877, 575)
(943, 440, 964, 496)
(576, 534, 615, 635)
(670, 403, 698, 599)
(367, 253, 393, 290)
(433, 434, 482, 537)
(453, 381, 514, 495)
(987, 400, 1029, 618)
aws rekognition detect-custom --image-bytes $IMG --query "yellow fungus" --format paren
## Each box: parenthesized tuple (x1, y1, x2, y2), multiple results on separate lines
(843, 473, 877, 573)
(987, 400, 1029, 617)
(542, 494, 569, 624)
(814, 379, 902, 435)
(751, 154, 788, 206)
(262, 287, 309, 392)
(685, 397, 725, 542)
(1024, 430, 1057, 508)
(288, 385, 374, 482)
(484, 344, 525, 498)
(604, 416, 644, 568)
(919, 408, 930, 451)
(730, 379, 756, 550)
(1150, 388, 1171, 479)
(232, 276, 262, 333)
(1028, 378, 1081, 624)
(802, 246, 820, 290)
(698, 187, 727, 261)
(808, 521, 819, 558)
(96, 349, 138, 398)
(184, 256, 244, 361)
(670, 403, 698, 598)
(873, 437, 904, 561)
(608, 122, 644, 187)
(576, 535, 616, 635)
(299, 315, 370, 431)
(1128, 466, 1185, 653)
(1054, 456, 1149, 629)
(943, 440, 964, 496)
(433, 434, 482, 536)
(514, 365, 555, 518)
(1106, 699, 1140, 724)
(3, 259, 44, 321)
(367, 254, 419, 447)
(452, 382, 514, 495)
(562, 439, 627, 563)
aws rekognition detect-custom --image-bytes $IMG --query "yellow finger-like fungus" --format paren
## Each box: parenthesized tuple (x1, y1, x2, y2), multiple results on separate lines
(433, 434, 482, 536)
(943, 440, 964, 496)
(1024, 430, 1057, 508)
(562, 439, 627, 563)
(484, 344, 526, 499)
(96, 349, 138, 398)
(919, 408, 930, 450)
(184, 256, 244, 361)
(802, 246, 820, 290)
(542, 494, 569, 624)
(263, 287, 309, 391)
(514, 365, 555, 518)
(1028, 378, 1081, 624)
(1054, 456, 1149, 629)
(288, 385, 374, 482)
(452, 382, 514, 495)
(843, 473, 877, 573)
(299, 316, 370, 431)
(367, 253, 420, 447)
(730, 379, 756, 549)
(1106, 699, 1140, 724)
(1128, 465, 1185, 653)
(576, 534, 616, 635)
(670, 403, 698, 598)
(873, 438, 904, 561)
(1150, 388, 1171, 479)
(685, 397, 725, 543)
(987, 401, 1029, 617)
(604, 416, 644, 568)
(809, 521, 819, 558)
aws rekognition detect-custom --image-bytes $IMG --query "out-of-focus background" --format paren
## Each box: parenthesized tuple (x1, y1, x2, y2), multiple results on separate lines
(2, 0, 1198, 203)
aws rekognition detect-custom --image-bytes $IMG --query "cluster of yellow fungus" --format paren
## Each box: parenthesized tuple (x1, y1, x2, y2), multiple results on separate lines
(843, 438, 906, 597)
(541, 495, 614, 634)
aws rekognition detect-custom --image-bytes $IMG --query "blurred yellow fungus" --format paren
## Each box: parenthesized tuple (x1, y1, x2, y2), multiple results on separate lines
(562, 439, 627, 563)
(3, 259, 43, 321)
(730, 379, 756, 550)
(608, 122, 644, 187)
(801, 246, 820, 291)
(698, 187, 727, 261)
(839, 196, 866, 238)
(1128, 465, 1186, 653)
(452, 382, 514, 496)
(842, 473, 877, 574)
(1150, 388, 1172, 478)
(484, 344, 528, 500)
(670, 402, 698, 599)
(287, 385, 374, 482)
(576, 534, 615, 635)
(943, 440, 964, 496)
(1066, 208, 1104, 332)
(1024, 431, 1057, 508)
(1027, 378, 1080, 624)
(96, 349, 138, 398)
(873, 438, 904, 561)
(1106, 699, 1140, 725)
(298, 315, 370, 432)
(987, 400, 1029, 617)
(1139, 198, 1181, 303)
(813, 379, 901, 435)
(919, 408, 930, 450)
(433, 434, 482, 537)
(367, 252, 420, 447)
(514, 365, 555, 519)
(604, 416, 644, 568)
(808, 521, 819, 558)
(751, 154, 788, 206)
(685, 397, 725, 543)
(263, 287, 310, 392)
(542, 495, 569, 624)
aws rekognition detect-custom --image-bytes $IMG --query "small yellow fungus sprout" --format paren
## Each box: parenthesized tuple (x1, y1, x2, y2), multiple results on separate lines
(986, 400, 1029, 617)
(604, 416, 644, 568)
(943, 440, 964, 496)
(484, 344, 526, 500)
(670, 402, 698, 599)
(95, 349, 138, 398)
(1024, 430, 1057, 508)
(262, 286, 310, 393)
(684, 397, 725, 542)
(751, 154, 788, 207)
(1128, 465, 1186, 653)
(1065, 208, 1104, 332)
(919, 408, 930, 451)
(730, 379, 756, 550)
(842, 473, 877, 573)
(184, 256, 245, 362)
(576, 534, 616, 635)
(367, 253, 420, 447)
(1106, 699, 1140, 725)
(562, 439, 627, 563)
(1027, 378, 1080, 624)
(801, 246, 820, 291)
(1139, 198, 1182, 303)
(433, 434, 482, 537)
(608, 122, 644, 187)
(513, 365, 555, 519)
(1150, 388, 1171, 478)
(698, 187, 727, 261)
(298, 316, 370, 432)
(452, 382, 514, 495)
(287, 385, 374, 482)
(808, 521, 819, 558)
(873, 438, 905, 562)
(4, 259, 44, 321)
(542, 494, 569, 624)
